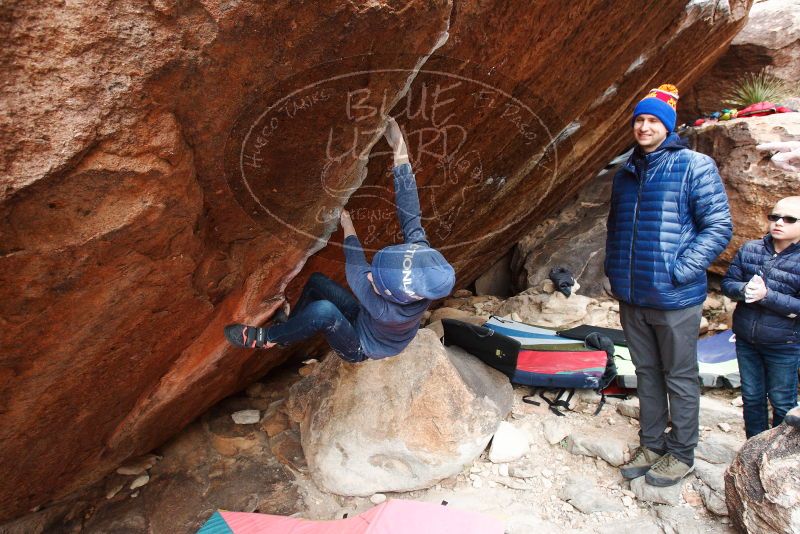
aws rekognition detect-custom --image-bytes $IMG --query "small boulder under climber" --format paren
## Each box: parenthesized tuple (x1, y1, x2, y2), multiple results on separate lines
(285, 328, 513, 496)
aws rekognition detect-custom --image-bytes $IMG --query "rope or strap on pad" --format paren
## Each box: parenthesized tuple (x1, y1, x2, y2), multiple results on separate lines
(593, 393, 606, 416)
(522, 388, 541, 407)
(544, 388, 574, 416)
(526, 388, 575, 417)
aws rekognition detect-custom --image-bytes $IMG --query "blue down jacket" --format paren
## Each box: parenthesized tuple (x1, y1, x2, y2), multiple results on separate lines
(605, 134, 732, 310)
(722, 236, 800, 345)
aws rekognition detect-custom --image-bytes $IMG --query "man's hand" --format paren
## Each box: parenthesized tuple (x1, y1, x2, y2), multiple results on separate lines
(756, 141, 800, 173)
(383, 117, 410, 166)
(340, 209, 356, 238)
(745, 274, 767, 303)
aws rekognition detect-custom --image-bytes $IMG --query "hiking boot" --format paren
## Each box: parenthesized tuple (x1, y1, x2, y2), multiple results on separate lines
(619, 446, 663, 480)
(645, 453, 694, 487)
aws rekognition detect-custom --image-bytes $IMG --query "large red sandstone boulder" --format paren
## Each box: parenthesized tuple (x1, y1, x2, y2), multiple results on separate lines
(0, 0, 752, 521)
(1, 0, 451, 521)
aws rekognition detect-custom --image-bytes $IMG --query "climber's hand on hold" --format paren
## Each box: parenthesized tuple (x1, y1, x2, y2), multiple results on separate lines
(340, 209, 356, 238)
(383, 117, 409, 167)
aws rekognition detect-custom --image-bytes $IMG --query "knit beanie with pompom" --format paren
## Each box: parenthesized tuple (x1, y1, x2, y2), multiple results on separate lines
(632, 84, 679, 132)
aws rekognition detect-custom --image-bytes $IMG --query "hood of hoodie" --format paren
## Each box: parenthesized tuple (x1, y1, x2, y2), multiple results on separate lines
(371, 243, 455, 305)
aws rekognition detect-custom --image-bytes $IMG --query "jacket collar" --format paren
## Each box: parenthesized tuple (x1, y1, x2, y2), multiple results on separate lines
(763, 234, 800, 255)
(622, 133, 687, 175)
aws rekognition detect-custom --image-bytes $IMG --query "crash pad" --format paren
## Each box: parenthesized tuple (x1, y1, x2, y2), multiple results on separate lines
(484, 316, 581, 346)
(613, 330, 739, 388)
(480, 317, 615, 389)
(557, 324, 627, 346)
(197, 500, 505, 534)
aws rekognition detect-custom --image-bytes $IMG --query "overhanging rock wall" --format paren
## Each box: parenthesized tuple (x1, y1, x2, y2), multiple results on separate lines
(0, 0, 751, 521)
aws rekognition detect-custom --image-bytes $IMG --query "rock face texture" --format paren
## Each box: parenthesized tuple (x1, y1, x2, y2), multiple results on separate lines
(686, 112, 800, 270)
(510, 161, 621, 297)
(681, 0, 800, 121)
(1, 0, 451, 520)
(725, 423, 800, 534)
(496, 284, 601, 329)
(0, 0, 752, 520)
(284, 329, 513, 496)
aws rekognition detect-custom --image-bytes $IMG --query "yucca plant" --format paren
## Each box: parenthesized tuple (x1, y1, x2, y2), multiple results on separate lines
(724, 69, 791, 107)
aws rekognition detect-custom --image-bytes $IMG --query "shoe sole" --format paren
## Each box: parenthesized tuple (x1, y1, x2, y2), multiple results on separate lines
(645, 465, 695, 487)
(620, 466, 652, 480)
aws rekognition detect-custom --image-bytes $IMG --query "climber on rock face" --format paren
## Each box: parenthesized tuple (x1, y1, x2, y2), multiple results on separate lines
(224, 117, 455, 362)
(605, 84, 733, 488)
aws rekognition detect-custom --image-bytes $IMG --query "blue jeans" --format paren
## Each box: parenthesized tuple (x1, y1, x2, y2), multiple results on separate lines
(736, 339, 800, 437)
(266, 272, 366, 363)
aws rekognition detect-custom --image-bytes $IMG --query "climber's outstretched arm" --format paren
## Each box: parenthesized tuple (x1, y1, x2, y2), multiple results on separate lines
(341, 208, 389, 317)
(383, 117, 430, 246)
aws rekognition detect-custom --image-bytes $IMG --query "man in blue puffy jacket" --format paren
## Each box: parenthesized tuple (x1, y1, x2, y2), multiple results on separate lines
(224, 117, 455, 362)
(605, 84, 732, 487)
(722, 196, 800, 438)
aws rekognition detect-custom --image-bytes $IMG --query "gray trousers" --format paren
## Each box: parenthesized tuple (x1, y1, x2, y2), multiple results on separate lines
(619, 302, 703, 465)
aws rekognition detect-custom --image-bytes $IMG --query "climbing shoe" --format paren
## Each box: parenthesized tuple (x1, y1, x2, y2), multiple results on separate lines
(224, 324, 275, 349)
(620, 446, 664, 480)
(645, 453, 694, 487)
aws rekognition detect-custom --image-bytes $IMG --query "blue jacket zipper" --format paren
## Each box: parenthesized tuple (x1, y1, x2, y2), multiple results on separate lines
(630, 167, 646, 302)
(751, 246, 780, 342)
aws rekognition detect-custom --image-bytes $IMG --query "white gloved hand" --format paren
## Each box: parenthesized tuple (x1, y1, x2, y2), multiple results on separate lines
(744, 274, 767, 303)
